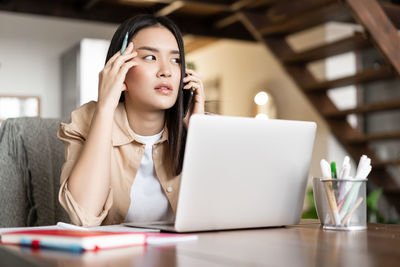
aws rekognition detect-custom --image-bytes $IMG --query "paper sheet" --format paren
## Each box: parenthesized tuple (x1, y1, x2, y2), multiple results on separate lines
(0, 223, 159, 235)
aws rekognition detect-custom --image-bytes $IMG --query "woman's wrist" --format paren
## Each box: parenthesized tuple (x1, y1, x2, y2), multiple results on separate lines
(97, 99, 118, 112)
(95, 102, 117, 120)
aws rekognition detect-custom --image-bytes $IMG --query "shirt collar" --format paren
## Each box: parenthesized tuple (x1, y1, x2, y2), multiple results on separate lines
(112, 102, 169, 146)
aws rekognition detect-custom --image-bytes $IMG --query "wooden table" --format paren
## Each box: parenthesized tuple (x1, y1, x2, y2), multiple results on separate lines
(1, 220, 400, 267)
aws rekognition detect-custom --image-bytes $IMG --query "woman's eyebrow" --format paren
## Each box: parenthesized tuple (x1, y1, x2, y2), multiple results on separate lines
(137, 46, 179, 54)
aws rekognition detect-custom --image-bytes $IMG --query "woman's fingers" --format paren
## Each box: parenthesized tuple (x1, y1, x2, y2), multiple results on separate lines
(183, 72, 199, 84)
(104, 42, 135, 72)
(111, 52, 137, 74)
(105, 50, 122, 68)
(183, 81, 200, 90)
(185, 69, 199, 77)
(184, 69, 202, 88)
(104, 43, 130, 71)
(110, 43, 137, 73)
(183, 75, 204, 96)
(182, 68, 205, 117)
(119, 61, 138, 81)
(97, 42, 138, 109)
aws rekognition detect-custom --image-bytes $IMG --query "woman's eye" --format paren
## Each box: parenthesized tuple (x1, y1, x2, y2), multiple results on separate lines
(144, 55, 156, 60)
(172, 58, 181, 64)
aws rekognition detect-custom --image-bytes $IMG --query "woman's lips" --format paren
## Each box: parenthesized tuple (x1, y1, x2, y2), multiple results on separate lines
(155, 83, 173, 95)
(155, 87, 173, 95)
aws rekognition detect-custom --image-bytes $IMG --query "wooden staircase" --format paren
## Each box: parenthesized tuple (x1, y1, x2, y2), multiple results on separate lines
(235, 0, 400, 213)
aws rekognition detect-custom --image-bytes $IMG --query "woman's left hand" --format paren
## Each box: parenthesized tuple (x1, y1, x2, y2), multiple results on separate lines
(183, 68, 205, 127)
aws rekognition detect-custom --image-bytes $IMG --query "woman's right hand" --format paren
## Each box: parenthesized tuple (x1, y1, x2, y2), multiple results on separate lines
(97, 42, 137, 111)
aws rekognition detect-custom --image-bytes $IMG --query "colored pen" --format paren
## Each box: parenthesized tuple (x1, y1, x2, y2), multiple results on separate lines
(337, 156, 351, 204)
(331, 161, 338, 190)
(339, 155, 371, 219)
(331, 162, 337, 179)
(20, 238, 84, 253)
(120, 32, 129, 55)
(339, 165, 371, 219)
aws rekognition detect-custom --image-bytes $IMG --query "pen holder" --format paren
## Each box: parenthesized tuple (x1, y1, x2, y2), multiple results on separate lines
(312, 177, 367, 230)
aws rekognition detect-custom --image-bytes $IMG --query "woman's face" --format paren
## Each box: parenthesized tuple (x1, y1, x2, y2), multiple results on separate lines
(124, 26, 181, 111)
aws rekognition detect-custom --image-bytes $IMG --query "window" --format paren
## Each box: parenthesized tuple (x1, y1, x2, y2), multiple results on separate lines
(0, 95, 40, 125)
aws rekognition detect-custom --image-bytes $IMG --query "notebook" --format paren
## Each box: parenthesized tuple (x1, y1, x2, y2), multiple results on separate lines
(0, 229, 197, 252)
(124, 114, 317, 232)
(0, 230, 146, 252)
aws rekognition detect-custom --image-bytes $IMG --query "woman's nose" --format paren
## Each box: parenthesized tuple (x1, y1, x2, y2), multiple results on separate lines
(157, 60, 172, 78)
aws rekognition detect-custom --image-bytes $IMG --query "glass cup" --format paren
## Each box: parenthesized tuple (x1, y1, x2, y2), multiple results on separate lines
(312, 177, 367, 230)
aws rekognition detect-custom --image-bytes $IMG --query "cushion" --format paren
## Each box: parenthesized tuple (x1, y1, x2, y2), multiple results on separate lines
(0, 117, 70, 227)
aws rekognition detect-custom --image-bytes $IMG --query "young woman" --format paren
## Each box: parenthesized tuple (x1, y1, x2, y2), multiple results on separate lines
(58, 14, 205, 226)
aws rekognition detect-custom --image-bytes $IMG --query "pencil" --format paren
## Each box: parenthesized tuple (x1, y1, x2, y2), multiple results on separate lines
(321, 159, 341, 225)
(120, 32, 129, 55)
(342, 197, 364, 226)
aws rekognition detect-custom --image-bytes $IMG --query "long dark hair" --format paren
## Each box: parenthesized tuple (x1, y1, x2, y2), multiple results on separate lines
(105, 14, 186, 175)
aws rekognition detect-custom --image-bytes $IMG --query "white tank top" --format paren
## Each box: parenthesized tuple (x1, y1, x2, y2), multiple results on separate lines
(124, 129, 174, 223)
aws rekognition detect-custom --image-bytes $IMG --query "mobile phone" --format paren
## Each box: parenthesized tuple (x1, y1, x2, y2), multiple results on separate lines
(183, 62, 195, 117)
(183, 84, 194, 117)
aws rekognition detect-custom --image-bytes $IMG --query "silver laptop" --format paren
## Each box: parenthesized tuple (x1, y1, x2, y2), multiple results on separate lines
(124, 114, 316, 232)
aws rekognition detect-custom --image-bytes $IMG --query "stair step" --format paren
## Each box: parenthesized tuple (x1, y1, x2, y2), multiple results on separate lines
(259, 3, 352, 35)
(347, 0, 400, 75)
(345, 131, 400, 144)
(323, 99, 400, 118)
(281, 33, 370, 64)
(303, 65, 394, 92)
(381, 2, 400, 29)
(266, 0, 335, 22)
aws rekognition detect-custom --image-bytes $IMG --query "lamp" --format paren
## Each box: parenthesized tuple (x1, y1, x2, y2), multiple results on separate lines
(253, 91, 277, 119)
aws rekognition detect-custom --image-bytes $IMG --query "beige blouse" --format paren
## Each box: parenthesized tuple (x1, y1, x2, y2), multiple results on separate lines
(57, 101, 181, 227)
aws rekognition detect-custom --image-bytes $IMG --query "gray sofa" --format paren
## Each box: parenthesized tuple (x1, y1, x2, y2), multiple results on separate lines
(0, 117, 70, 227)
